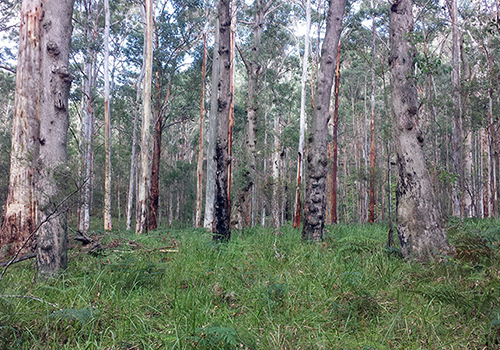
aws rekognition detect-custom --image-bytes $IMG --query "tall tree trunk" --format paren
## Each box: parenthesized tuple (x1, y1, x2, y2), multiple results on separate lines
(195, 26, 208, 228)
(233, 0, 265, 228)
(103, 0, 112, 231)
(272, 113, 281, 229)
(79, 0, 97, 234)
(213, 0, 232, 241)
(261, 108, 268, 226)
(293, 0, 311, 229)
(136, 0, 153, 233)
(368, 1, 377, 223)
(125, 70, 144, 230)
(330, 41, 341, 224)
(148, 113, 162, 231)
(36, 0, 75, 278)
(0, 0, 43, 256)
(302, 0, 346, 241)
(148, 75, 172, 231)
(203, 19, 220, 230)
(447, 0, 463, 217)
(389, 0, 454, 260)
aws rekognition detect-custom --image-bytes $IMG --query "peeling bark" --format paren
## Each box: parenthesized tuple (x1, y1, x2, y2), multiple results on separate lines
(1, 0, 43, 257)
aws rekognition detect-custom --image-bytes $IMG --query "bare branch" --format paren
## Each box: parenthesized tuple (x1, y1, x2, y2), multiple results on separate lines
(235, 42, 250, 73)
(0, 294, 59, 308)
(0, 65, 15, 74)
(0, 181, 85, 282)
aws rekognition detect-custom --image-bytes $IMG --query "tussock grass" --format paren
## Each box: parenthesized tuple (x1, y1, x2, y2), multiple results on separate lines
(1, 220, 499, 349)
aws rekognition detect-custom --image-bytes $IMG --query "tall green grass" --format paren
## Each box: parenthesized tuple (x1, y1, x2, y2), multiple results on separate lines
(1, 220, 499, 349)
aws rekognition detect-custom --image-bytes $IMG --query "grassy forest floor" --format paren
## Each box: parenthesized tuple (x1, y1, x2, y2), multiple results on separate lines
(1, 219, 500, 349)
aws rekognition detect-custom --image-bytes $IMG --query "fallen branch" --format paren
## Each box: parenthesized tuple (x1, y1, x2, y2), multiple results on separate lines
(0, 253, 36, 267)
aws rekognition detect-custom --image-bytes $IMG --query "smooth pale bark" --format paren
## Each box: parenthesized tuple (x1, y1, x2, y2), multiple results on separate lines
(293, 0, 311, 229)
(136, 0, 153, 233)
(103, 0, 112, 231)
(368, 1, 377, 223)
(195, 27, 208, 228)
(302, 0, 346, 241)
(126, 9, 146, 231)
(36, 0, 75, 278)
(1, 0, 43, 256)
(203, 19, 220, 230)
(272, 113, 281, 229)
(390, 0, 454, 260)
(213, 0, 232, 241)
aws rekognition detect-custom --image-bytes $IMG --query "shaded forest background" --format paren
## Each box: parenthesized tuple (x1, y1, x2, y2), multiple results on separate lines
(0, 0, 499, 231)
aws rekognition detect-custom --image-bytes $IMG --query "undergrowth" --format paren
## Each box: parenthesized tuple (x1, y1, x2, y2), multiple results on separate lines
(1, 219, 499, 349)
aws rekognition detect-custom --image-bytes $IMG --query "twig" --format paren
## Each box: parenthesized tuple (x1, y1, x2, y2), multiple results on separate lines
(0, 294, 59, 309)
(0, 182, 85, 282)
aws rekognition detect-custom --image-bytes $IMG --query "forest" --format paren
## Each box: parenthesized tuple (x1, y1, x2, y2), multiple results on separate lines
(0, 0, 500, 348)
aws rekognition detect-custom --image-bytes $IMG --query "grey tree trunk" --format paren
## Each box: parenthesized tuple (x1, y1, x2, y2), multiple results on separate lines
(195, 25, 208, 228)
(389, 0, 455, 261)
(203, 19, 220, 230)
(136, 0, 154, 233)
(103, 0, 112, 231)
(232, 0, 265, 228)
(302, 0, 346, 241)
(213, 0, 232, 241)
(448, 0, 463, 217)
(36, 0, 75, 278)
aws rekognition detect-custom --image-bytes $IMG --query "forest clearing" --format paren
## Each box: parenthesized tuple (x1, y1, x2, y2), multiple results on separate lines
(1, 220, 500, 349)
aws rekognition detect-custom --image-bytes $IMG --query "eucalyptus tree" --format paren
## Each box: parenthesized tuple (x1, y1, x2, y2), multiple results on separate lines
(0, 0, 74, 278)
(302, 0, 346, 241)
(103, 0, 112, 231)
(136, 0, 153, 233)
(292, 0, 311, 228)
(213, 0, 232, 241)
(147, 0, 204, 231)
(390, 0, 454, 260)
